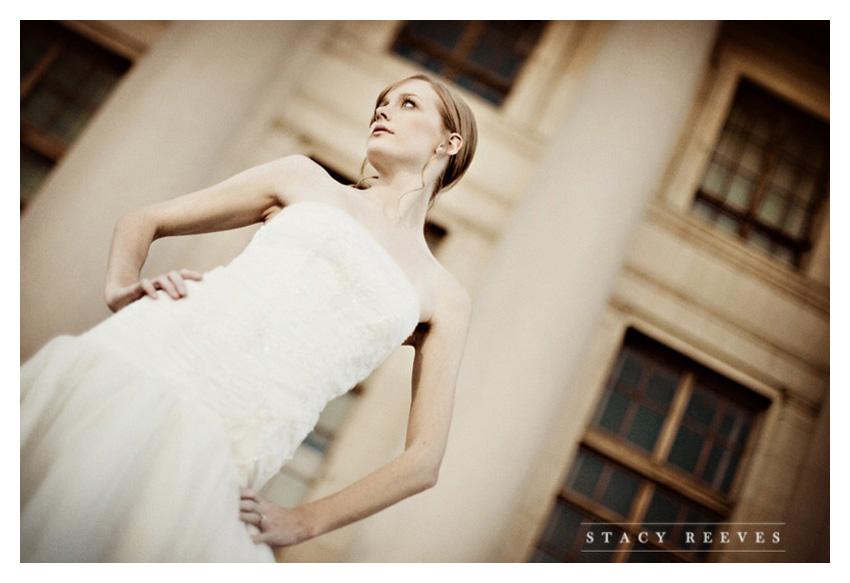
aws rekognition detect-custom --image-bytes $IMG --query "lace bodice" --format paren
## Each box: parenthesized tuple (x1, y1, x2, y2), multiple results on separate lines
(87, 202, 420, 488)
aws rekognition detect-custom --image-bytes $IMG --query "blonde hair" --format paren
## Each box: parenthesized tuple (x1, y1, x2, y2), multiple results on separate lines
(359, 74, 478, 203)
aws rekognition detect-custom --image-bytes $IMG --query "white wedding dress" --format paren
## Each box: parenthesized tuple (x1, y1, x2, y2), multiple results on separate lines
(21, 202, 420, 562)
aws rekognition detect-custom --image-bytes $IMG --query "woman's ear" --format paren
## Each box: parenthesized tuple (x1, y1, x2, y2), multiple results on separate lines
(445, 133, 463, 156)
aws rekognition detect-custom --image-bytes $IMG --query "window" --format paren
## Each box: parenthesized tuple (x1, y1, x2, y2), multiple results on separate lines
(692, 79, 829, 268)
(392, 21, 545, 105)
(532, 330, 769, 562)
(20, 21, 131, 210)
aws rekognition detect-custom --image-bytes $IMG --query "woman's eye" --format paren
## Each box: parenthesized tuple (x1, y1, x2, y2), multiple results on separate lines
(402, 98, 415, 108)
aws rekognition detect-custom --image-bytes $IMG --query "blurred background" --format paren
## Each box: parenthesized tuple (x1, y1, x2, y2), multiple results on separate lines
(20, 20, 829, 562)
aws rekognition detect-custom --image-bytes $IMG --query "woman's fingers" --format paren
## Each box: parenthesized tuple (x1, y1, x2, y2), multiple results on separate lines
(167, 271, 187, 298)
(239, 510, 262, 526)
(152, 274, 178, 299)
(179, 268, 203, 282)
(239, 499, 259, 512)
(107, 268, 200, 312)
(139, 278, 158, 299)
(251, 532, 275, 545)
(139, 269, 203, 301)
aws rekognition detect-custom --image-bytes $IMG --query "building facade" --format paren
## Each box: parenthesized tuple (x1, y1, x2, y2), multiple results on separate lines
(20, 20, 829, 562)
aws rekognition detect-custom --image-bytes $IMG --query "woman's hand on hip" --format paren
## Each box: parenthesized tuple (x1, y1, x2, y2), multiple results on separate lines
(105, 268, 203, 312)
(239, 487, 311, 548)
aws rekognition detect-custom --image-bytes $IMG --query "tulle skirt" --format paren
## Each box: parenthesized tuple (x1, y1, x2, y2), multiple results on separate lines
(20, 336, 275, 562)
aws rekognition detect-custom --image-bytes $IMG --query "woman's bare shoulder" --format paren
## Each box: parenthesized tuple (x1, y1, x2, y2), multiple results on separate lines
(431, 266, 471, 325)
(267, 155, 347, 204)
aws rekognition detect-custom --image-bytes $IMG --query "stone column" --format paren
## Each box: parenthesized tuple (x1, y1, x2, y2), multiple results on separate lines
(348, 20, 720, 562)
(20, 21, 327, 361)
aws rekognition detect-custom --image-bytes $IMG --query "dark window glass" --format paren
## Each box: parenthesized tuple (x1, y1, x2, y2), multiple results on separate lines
(532, 329, 768, 563)
(20, 20, 131, 210)
(593, 347, 681, 453)
(667, 383, 755, 493)
(692, 79, 829, 267)
(392, 21, 546, 105)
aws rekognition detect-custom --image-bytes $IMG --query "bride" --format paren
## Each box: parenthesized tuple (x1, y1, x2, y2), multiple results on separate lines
(20, 74, 478, 561)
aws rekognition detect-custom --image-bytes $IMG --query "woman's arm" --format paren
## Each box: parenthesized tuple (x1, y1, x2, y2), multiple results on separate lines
(241, 272, 472, 547)
(104, 155, 320, 312)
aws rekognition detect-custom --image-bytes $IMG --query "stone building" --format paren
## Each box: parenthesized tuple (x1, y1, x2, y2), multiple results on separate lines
(20, 20, 829, 562)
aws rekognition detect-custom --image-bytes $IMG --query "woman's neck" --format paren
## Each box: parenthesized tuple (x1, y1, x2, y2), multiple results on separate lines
(362, 170, 435, 231)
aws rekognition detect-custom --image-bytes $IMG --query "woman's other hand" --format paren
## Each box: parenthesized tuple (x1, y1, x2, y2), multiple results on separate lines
(105, 269, 203, 312)
(239, 487, 311, 548)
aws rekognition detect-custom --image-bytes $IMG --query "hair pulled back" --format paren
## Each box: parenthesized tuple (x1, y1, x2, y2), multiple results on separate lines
(362, 74, 478, 202)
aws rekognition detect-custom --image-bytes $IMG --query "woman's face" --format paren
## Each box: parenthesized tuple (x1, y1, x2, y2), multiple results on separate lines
(366, 79, 448, 173)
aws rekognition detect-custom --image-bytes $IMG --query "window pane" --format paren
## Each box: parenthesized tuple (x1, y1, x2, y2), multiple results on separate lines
(726, 175, 754, 208)
(701, 163, 728, 196)
(783, 204, 807, 237)
(721, 452, 742, 492)
(679, 507, 718, 556)
(20, 21, 131, 207)
(646, 367, 677, 407)
(79, 68, 120, 102)
(21, 88, 62, 127)
(615, 352, 643, 393)
(600, 467, 640, 517)
(668, 426, 704, 474)
(702, 443, 726, 486)
(453, 73, 503, 105)
(468, 21, 544, 83)
(596, 391, 629, 434)
(684, 387, 718, 428)
(715, 131, 743, 160)
(626, 406, 664, 451)
(644, 488, 683, 524)
(51, 101, 90, 142)
(393, 21, 545, 105)
(757, 189, 787, 226)
(739, 142, 765, 174)
(691, 79, 828, 267)
(534, 502, 622, 562)
(539, 331, 768, 563)
(405, 20, 466, 51)
(668, 382, 758, 493)
(770, 157, 797, 191)
(645, 487, 721, 556)
(566, 450, 604, 499)
(593, 343, 681, 453)
(539, 503, 584, 552)
(565, 450, 639, 518)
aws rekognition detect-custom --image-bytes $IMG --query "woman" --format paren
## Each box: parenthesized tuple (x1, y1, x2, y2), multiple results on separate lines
(21, 74, 477, 561)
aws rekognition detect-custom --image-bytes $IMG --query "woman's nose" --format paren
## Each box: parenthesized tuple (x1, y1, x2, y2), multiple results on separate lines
(376, 106, 390, 121)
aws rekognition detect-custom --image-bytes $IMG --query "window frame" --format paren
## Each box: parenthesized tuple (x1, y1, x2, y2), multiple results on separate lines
(20, 20, 132, 209)
(659, 33, 829, 278)
(531, 328, 771, 563)
(390, 20, 547, 107)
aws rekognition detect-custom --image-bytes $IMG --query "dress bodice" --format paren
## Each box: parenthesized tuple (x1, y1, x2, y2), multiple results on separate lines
(87, 201, 420, 487)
